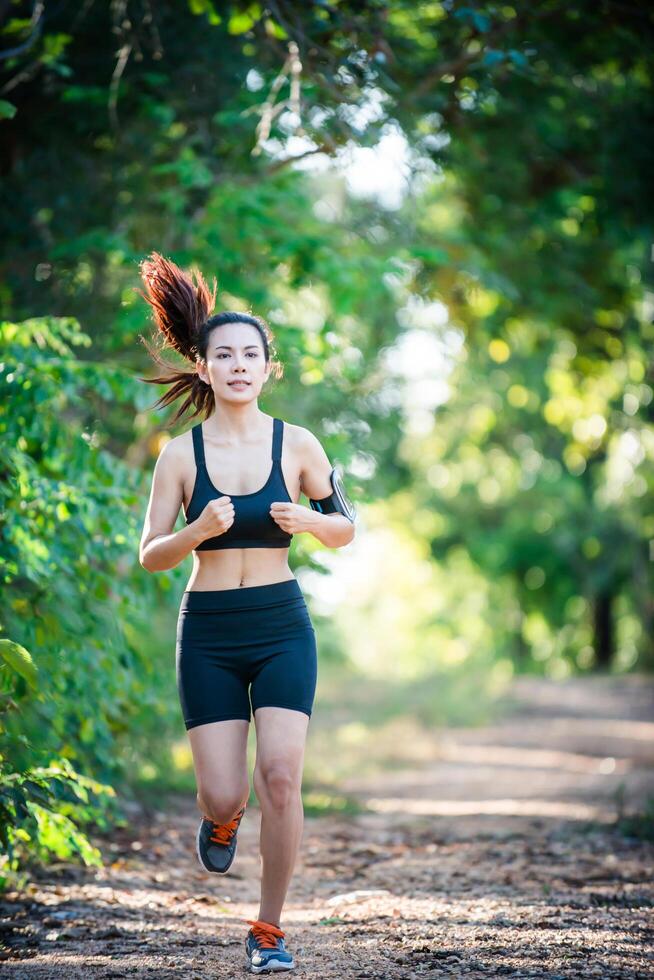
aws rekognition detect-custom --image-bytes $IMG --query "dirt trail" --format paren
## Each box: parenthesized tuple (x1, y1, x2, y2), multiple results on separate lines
(2, 675, 653, 979)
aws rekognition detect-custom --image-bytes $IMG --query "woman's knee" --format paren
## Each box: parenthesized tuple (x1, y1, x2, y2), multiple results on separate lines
(197, 784, 248, 824)
(253, 760, 301, 810)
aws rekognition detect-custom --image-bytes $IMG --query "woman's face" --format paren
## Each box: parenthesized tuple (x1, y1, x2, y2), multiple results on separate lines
(197, 322, 270, 401)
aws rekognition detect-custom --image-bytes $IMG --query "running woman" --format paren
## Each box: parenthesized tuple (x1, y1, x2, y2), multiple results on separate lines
(136, 252, 356, 974)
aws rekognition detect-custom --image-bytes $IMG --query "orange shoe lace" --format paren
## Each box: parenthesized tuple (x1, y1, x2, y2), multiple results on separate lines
(204, 804, 245, 846)
(245, 918, 285, 948)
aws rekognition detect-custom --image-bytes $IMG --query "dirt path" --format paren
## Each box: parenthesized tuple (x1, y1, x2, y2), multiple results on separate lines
(2, 675, 653, 979)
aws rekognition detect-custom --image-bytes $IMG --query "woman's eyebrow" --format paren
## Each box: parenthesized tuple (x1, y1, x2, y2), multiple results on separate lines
(215, 344, 260, 350)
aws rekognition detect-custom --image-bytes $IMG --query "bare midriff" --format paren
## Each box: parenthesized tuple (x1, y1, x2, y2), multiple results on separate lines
(185, 547, 295, 591)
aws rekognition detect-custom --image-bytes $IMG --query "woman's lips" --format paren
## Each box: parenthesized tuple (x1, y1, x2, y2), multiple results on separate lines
(228, 382, 250, 388)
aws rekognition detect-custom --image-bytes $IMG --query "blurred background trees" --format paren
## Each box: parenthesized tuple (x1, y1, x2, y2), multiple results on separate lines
(1, 1, 652, 884)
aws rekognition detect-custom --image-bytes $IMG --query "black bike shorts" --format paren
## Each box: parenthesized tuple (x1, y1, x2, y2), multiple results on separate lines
(175, 577, 318, 730)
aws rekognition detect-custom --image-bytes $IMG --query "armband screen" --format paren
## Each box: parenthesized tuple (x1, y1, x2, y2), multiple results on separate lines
(309, 466, 356, 523)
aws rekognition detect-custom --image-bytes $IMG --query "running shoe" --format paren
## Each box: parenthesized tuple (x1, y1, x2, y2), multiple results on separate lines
(195, 803, 246, 874)
(245, 918, 295, 973)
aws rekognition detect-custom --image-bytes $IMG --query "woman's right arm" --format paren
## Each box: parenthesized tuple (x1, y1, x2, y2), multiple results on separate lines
(139, 439, 205, 572)
(139, 439, 235, 572)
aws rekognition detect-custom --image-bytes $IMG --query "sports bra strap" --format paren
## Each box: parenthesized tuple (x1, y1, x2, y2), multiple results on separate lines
(191, 423, 206, 468)
(271, 417, 283, 462)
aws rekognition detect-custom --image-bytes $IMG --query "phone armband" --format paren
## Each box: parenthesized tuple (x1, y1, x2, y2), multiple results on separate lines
(309, 466, 356, 523)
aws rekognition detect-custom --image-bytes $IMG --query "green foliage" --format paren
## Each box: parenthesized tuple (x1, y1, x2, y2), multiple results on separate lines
(0, 315, 173, 887)
(0, 639, 37, 690)
(0, 756, 116, 891)
(0, 630, 118, 890)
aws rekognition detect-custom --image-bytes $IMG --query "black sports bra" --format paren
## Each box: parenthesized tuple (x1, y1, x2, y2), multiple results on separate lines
(184, 417, 293, 551)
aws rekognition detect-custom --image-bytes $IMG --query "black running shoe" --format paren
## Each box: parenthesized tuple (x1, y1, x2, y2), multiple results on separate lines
(196, 804, 246, 874)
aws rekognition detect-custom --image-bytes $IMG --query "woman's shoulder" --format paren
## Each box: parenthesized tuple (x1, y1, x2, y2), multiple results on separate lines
(155, 425, 196, 469)
(280, 422, 331, 470)
(280, 419, 318, 453)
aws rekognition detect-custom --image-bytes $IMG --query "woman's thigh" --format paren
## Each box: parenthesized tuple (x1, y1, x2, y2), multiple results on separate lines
(187, 718, 250, 799)
(252, 707, 310, 792)
(249, 628, 317, 719)
(176, 626, 252, 729)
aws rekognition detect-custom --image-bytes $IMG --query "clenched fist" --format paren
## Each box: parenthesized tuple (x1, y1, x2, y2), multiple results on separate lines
(269, 501, 319, 534)
(196, 495, 235, 540)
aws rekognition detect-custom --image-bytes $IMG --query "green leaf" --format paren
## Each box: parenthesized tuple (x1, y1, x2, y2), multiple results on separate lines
(228, 10, 259, 35)
(0, 99, 17, 120)
(0, 640, 38, 689)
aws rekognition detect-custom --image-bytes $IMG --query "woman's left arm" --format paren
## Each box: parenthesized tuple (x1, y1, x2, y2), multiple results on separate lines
(269, 428, 356, 548)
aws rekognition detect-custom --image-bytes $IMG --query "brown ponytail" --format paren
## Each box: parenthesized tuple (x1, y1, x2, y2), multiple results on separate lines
(135, 251, 215, 425)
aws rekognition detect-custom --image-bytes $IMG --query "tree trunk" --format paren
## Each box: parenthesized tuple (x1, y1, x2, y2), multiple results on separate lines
(593, 590, 614, 669)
